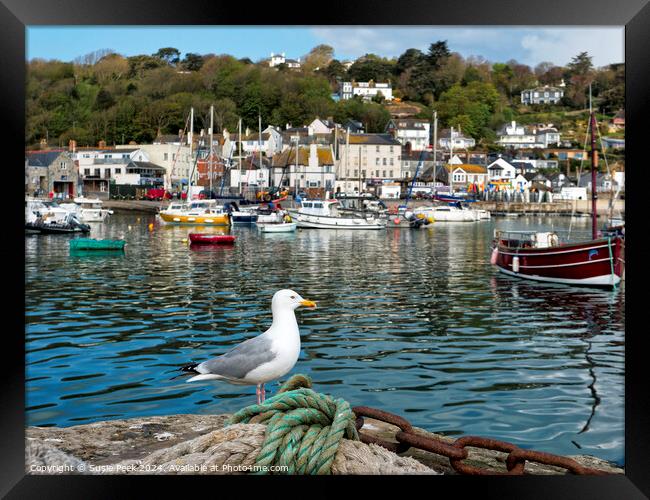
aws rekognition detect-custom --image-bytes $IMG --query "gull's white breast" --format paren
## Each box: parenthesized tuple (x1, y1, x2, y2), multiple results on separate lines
(243, 331, 300, 384)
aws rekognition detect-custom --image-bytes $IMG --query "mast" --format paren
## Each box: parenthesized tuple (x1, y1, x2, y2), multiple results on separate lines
(189, 107, 194, 195)
(258, 113, 262, 189)
(209, 105, 214, 195)
(238, 118, 242, 192)
(433, 110, 438, 199)
(589, 85, 598, 240)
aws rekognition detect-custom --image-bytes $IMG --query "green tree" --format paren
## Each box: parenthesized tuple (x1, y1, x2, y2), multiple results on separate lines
(154, 47, 181, 66)
(183, 53, 205, 71)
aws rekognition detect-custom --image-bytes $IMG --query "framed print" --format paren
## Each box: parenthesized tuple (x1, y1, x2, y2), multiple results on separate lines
(2, 0, 648, 497)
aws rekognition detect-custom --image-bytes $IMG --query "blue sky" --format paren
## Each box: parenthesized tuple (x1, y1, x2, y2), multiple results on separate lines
(26, 26, 624, 68)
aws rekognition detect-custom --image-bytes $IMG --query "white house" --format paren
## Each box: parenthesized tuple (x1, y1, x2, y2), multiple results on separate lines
(268, 52, 301, 69)
(339, 81, 393, 101)
(116, 144, 193, 190)
(445, 164, 488, 191)
(232, 126, 283, 157)
(385, 118, 430, 151)
(438, 127, 476, 151)
(308, 118, 337, 134)
(521, 86, 564, 105)
(487, 157, 517, 181)
(496, 121, 561, 149)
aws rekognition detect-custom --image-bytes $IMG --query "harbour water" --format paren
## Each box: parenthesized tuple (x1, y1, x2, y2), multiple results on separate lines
(25, 214, 625, 465)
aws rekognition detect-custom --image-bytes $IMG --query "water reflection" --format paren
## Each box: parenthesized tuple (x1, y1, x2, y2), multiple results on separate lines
(25, 214, 624, 464)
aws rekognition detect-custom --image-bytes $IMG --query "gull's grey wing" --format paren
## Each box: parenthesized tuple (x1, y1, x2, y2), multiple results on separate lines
(197, 335, 275, 380)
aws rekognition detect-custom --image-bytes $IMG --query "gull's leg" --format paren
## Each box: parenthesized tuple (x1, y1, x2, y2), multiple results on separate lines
(256, 384, 261, 404)
(261, 384, 266, 403)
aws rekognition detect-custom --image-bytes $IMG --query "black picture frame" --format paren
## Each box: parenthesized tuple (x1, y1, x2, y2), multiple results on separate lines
(3, 0, 648, 497)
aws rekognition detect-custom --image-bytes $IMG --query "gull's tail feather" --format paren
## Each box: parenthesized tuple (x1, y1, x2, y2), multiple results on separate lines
(169, 362, 200, 380)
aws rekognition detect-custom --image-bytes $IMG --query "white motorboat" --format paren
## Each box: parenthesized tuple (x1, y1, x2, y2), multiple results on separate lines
(59, 197, 113, 222)
(289, 199, 386, 230)
(256, 221, 297, 233)
(413, 204, 476, 222)
(25, 198, 73, 224)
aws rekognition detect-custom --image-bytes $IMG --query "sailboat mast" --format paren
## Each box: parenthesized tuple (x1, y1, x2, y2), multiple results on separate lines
(433, 110, 438, 199)
(209, 105, 214, 195)
(589, 86, 598, 240)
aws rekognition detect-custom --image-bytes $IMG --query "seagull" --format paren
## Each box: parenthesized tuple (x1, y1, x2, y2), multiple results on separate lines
(179, 289, 316, 404)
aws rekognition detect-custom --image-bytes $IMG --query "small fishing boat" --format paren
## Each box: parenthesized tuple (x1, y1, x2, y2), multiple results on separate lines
(256, 222, 297, 233)
(70, 238, 125, 251)
(224, 201, 258, 224)
(188, 233, 236, 245)
(413, 204, 476, 222)
(159, 200, 230, 226)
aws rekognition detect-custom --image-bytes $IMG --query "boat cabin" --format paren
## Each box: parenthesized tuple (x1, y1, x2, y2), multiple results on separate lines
(495, 230, 560, 249)
(299, 200, 339, 217)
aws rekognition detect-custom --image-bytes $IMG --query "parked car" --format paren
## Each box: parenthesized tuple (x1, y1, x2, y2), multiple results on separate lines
(145, 188, 168, 201)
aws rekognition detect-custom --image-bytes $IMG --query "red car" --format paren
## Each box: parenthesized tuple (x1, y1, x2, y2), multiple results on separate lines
(145, 188, 169, 201)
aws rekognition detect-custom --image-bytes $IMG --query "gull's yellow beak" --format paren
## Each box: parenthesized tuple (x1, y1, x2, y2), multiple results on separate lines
(300, 299, 317, 308)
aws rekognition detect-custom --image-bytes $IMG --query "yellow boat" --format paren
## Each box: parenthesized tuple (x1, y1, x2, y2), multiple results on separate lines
(159, 200, 230, 226)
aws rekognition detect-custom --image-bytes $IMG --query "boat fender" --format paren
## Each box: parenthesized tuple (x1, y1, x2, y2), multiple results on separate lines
(512, 256, 520, 273)
(550, 234, 559, 246)
(393, 218, 401, 225)
(490, 247, 499, 265)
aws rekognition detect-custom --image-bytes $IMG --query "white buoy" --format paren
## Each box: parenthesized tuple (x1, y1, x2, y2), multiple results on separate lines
(512, 256, 520, 273)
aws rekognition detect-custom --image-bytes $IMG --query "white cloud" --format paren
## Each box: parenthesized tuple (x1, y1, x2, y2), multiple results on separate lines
(310, 27, 624, 67)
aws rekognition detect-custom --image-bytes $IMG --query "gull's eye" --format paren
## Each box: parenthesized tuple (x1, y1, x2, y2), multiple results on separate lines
(290, 295, 296, 299)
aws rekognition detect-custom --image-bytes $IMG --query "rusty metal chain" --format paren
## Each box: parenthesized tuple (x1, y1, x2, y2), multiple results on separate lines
(353, 406, 609, 475)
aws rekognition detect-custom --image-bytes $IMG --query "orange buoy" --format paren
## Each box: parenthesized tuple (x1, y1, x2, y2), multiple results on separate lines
(393, 218, 401, 225)
(148, 223, 154, 231)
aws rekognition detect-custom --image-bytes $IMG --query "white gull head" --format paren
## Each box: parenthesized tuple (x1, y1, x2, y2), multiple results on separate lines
(271, 289, 317, 315)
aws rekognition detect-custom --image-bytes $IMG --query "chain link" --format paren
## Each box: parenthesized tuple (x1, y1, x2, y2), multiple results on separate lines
(353, 406, 610, 475)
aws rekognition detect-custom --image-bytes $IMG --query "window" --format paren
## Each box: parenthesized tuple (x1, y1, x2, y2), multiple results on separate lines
(84, 168, 90, 176)
(164, 153, 168, 161)
(375, 170, 379, 177)
(172, 154, 176, 161)
(389, 170, 393, 178)
(94, 168, 100, 177)
(390, 146, 393, 153)
(115, 168, 121, 174)
(382, 170, 386, 177)
(390, 158, 394, 166)
(376, 146, 380, 153)
(361, 170, 366, 178)
(375, 158, 380, 165)
(353, 170, 358, 177)
(382, 158, 387, 166)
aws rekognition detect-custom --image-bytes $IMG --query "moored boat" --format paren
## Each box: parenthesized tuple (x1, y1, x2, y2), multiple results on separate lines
(159, 200, 230, 226)
(60, 197, 113, 223)
(288, 199, 386, 230)
(490, 92, 624, 289)
(256, 222, 297, 233)
(188, 233, 236, 245)
(70, 238, 125, 251)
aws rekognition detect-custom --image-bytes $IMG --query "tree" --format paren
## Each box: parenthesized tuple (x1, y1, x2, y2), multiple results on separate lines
(395, 48, 425, 75)
(94, 88, 115, 111)
(426, 41, 451, 70)
(347, 54, 394, 83)
(154, 47, 181, 66)
(182, 53, 205, 71)
(565, 52, 594, 109)
(302, 44, 334, 72)
(323, 60, 347, 84)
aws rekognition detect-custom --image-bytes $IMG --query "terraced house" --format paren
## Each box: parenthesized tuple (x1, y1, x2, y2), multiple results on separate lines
(25, 149, 78, 199)
(335, 133, 402, 194)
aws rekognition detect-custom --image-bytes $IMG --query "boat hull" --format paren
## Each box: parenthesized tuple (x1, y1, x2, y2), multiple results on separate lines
(289, 212, 385, 230)
(188, 234, 236, 244)
(256, 222, 297, 233)
(70, 238, 125, 251)
(159, 213, 230, 226)
(493, 237, 624, 288)
(25, 222, 90, 234)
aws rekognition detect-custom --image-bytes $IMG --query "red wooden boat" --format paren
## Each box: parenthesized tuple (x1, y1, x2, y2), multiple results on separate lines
(491, 96, 625, 289)
(491, 231, 624, 288)
(189, 233, 236, 245)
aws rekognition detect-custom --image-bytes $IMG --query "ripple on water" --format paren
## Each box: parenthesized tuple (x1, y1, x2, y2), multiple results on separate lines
(25, 215, 625, 465)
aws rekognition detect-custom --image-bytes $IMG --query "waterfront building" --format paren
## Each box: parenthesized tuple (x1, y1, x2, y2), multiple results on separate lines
(385, 118, 431, 151)
(335, 133, 402, 194)
(487, 157, 517, 181)
(520, 85, 564, 105)
(338, 80, 393, 101)
(118, 143, 193, 191)
(25, 149, 78, 199)
(271, 144, 335, 194)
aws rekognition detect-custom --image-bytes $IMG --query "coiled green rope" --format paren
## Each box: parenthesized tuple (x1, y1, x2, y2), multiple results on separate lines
(226, 374, 359, 474)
